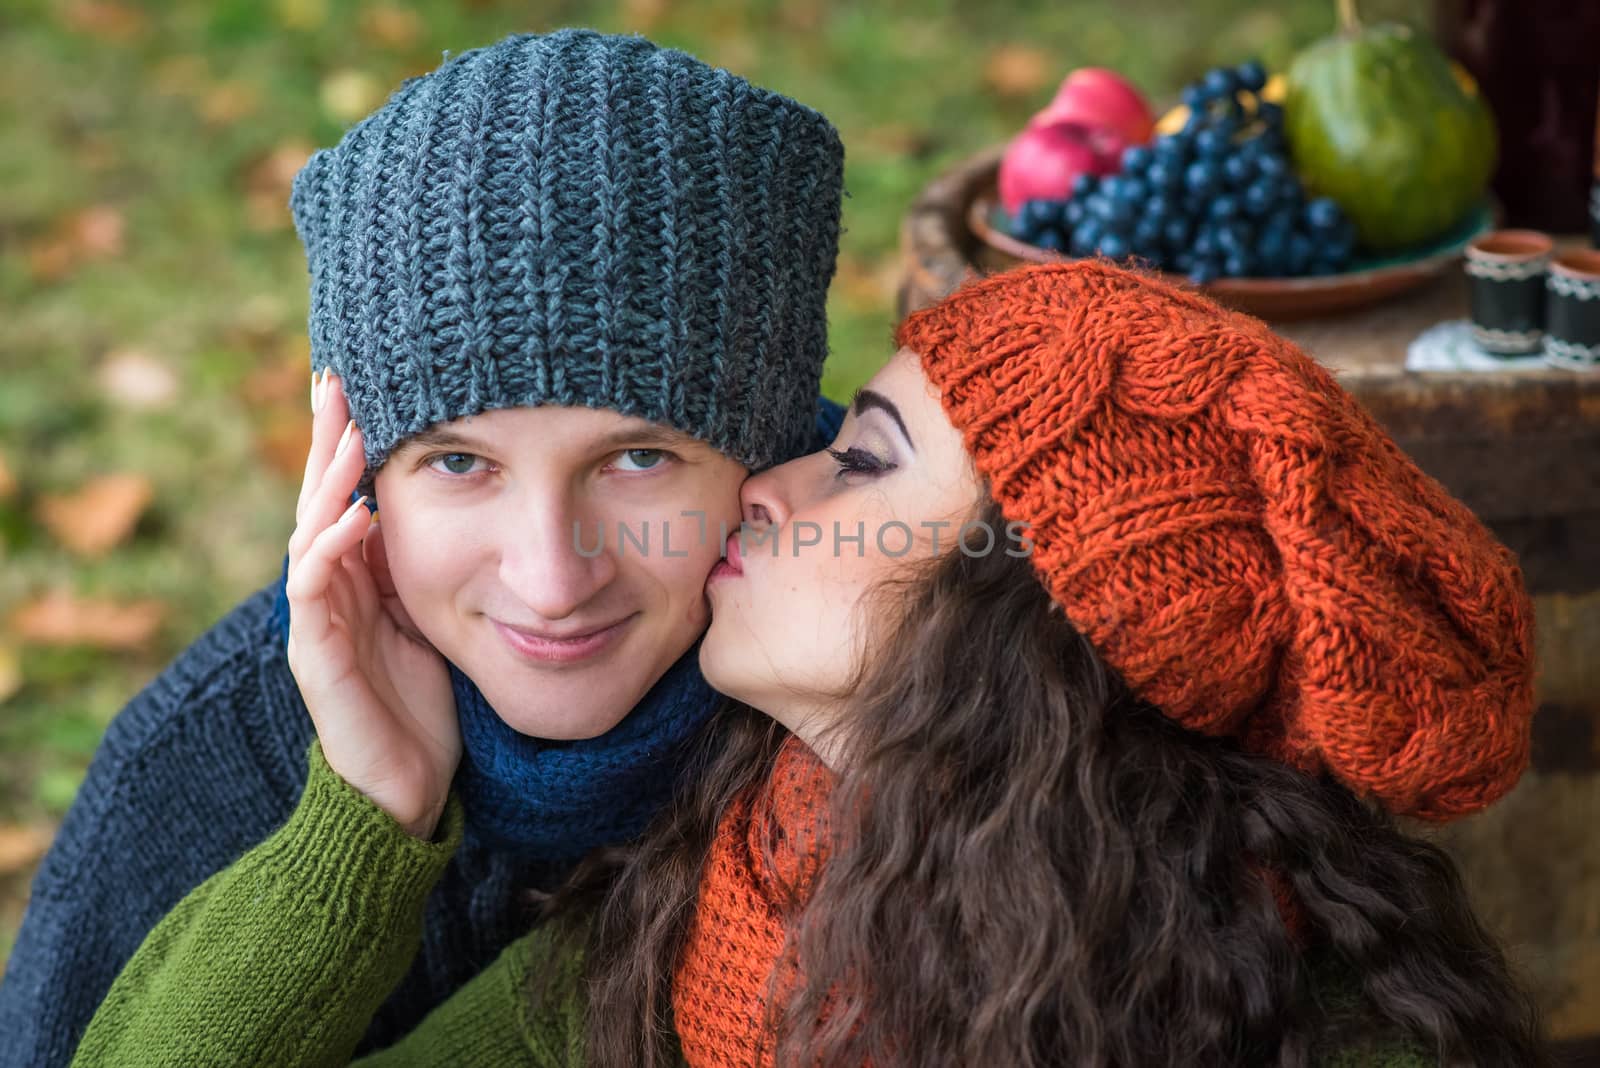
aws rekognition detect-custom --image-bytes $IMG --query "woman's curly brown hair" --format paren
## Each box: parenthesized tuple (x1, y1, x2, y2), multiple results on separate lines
(539, 500, 1546, 1067)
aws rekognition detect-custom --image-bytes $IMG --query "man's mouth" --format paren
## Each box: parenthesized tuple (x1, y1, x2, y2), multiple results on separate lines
(492, 615, 635, 664)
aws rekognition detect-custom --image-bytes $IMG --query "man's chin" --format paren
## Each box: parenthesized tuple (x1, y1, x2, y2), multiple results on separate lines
(469, 671, 645, 740)
(456, 625, 699, 740)
(480, 700, 633, 741)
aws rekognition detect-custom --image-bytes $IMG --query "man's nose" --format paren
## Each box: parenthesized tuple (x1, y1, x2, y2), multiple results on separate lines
(496, 504, 619, 621)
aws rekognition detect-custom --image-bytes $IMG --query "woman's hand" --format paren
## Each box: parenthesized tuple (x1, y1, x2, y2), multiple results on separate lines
(285, 371, 460, 839)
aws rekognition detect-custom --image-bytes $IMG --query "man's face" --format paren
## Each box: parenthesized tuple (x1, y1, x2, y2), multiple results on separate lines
(373, 405, 746, 739)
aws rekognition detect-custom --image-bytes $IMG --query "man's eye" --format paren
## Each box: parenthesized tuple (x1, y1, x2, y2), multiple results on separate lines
(615, 449, 669, 472)
(429, 453, 482, 476)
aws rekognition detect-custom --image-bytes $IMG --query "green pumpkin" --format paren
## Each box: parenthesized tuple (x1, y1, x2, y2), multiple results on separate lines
(1285, 4, 1497, 253)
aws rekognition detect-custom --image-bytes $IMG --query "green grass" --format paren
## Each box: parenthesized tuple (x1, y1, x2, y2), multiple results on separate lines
(0, 0, 1431, 965)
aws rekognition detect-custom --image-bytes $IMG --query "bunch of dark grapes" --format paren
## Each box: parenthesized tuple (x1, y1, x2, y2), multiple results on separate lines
(1009, 60, 1358, 283)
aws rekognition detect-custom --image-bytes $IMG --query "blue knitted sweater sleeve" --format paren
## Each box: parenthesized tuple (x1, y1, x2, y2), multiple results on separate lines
(0, 584, 316, 1068)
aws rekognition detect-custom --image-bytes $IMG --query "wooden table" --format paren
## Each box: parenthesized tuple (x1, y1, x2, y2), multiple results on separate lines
(900, 147, 1600, 1050)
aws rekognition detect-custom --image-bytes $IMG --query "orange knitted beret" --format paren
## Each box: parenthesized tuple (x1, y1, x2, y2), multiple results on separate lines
(898, 261, 1535, 821)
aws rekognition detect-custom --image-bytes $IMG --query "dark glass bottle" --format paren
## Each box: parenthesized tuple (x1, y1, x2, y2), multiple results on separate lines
(1592, 83, 1600, 246)
(1434, 0, 1600, 233)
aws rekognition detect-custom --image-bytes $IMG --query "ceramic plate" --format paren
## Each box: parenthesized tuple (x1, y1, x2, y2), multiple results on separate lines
(968, 193, 1494, 321)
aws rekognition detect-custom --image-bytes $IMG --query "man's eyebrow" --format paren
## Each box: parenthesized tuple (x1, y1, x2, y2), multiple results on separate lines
(851, 388, 915, 452)
(588, 424, 704, 452)
(392, 427, 486, 455)
(392, 422, 702, 456)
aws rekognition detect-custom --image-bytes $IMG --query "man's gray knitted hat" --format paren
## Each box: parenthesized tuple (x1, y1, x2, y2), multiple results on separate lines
(289, 30, 844, 478)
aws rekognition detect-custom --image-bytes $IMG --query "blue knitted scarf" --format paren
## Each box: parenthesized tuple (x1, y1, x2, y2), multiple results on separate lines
(269, 571, 717, 862)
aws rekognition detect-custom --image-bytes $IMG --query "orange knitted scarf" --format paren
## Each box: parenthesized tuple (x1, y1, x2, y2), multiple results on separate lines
(667, 735, 1309, 1066)
(671, 736, 838, 1068)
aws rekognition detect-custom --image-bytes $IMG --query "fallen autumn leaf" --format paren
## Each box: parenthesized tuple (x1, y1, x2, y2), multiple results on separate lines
(61, 0, 146, 42)
(983, 44, 1053, 100)
(36, 473, 155, 558)
(0, 643, 20, 704)
(25, 205, 127, 283)
(320, 69, 383, 124)
(0, 824, 53, 877)
(361, 5, 424, 49)
(98, 348, 179, 411)
(9, 590, 166, 651)
(256, 409, 315, 478)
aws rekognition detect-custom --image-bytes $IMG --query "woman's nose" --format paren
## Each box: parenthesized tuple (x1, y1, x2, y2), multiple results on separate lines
(738, 465, 792, 530)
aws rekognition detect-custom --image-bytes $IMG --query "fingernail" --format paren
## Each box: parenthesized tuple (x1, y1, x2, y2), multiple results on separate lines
(310, 370, 319, 413)
(314, 369, 329, 414)
(342, 494, 369, 521)
(335, 419, 355, 458)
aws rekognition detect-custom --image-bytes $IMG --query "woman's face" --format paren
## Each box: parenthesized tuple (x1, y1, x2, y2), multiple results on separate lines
(700, 348, 981, 752)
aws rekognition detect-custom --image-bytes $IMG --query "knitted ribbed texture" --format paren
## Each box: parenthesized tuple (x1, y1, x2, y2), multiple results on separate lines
(898, 261, 1537, 821)
(289, 30, 845, 482)
(63, 731, 1428, 1067)
(667, 738, 1417, 1064)
(71, 740, 463, 1066)
(672, 736, 836, 1068)
(0, 584, 564, 1068)
(449, 649, 717, 861)
(69, 741, 583, 1068)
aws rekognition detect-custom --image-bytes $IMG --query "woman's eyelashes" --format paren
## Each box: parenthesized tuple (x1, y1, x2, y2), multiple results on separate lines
(826, 445, 898, 480)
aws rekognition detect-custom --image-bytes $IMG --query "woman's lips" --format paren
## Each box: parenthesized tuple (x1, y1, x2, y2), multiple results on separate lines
(493, 615, 633, 664)
(708, 531, 744, 582)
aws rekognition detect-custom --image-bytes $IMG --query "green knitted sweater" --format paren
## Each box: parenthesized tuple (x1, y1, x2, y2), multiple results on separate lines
(70, 741, 583, 1067)
(69, 742, 1431, 1067)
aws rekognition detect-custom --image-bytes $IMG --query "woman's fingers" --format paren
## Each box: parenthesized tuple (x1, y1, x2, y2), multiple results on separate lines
(285, 493, 374, 647)
(295, 371, 345, 526)
(288, 412, 366, 575)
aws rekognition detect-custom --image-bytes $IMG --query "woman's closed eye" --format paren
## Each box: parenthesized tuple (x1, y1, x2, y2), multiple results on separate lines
(827, 445, 897, 480)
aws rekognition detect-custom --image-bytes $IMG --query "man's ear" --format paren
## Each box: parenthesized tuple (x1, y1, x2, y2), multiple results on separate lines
(361, 516, 428, 645)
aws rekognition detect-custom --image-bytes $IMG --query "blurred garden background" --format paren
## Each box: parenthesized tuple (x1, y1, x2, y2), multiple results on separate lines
(0, 0, 1432, 964)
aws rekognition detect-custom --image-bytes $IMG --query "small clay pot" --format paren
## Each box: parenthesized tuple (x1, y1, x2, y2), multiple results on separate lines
(1544, 248, 1600, 370)
(1465, 229, 1554, 355)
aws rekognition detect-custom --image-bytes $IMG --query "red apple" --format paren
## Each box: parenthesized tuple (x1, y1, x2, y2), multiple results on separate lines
(998, 120, 1127, 216)
(1030, 67, 1154, 147)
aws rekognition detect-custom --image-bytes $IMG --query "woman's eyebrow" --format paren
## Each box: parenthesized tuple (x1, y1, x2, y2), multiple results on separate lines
(851, 388, 915, 452)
